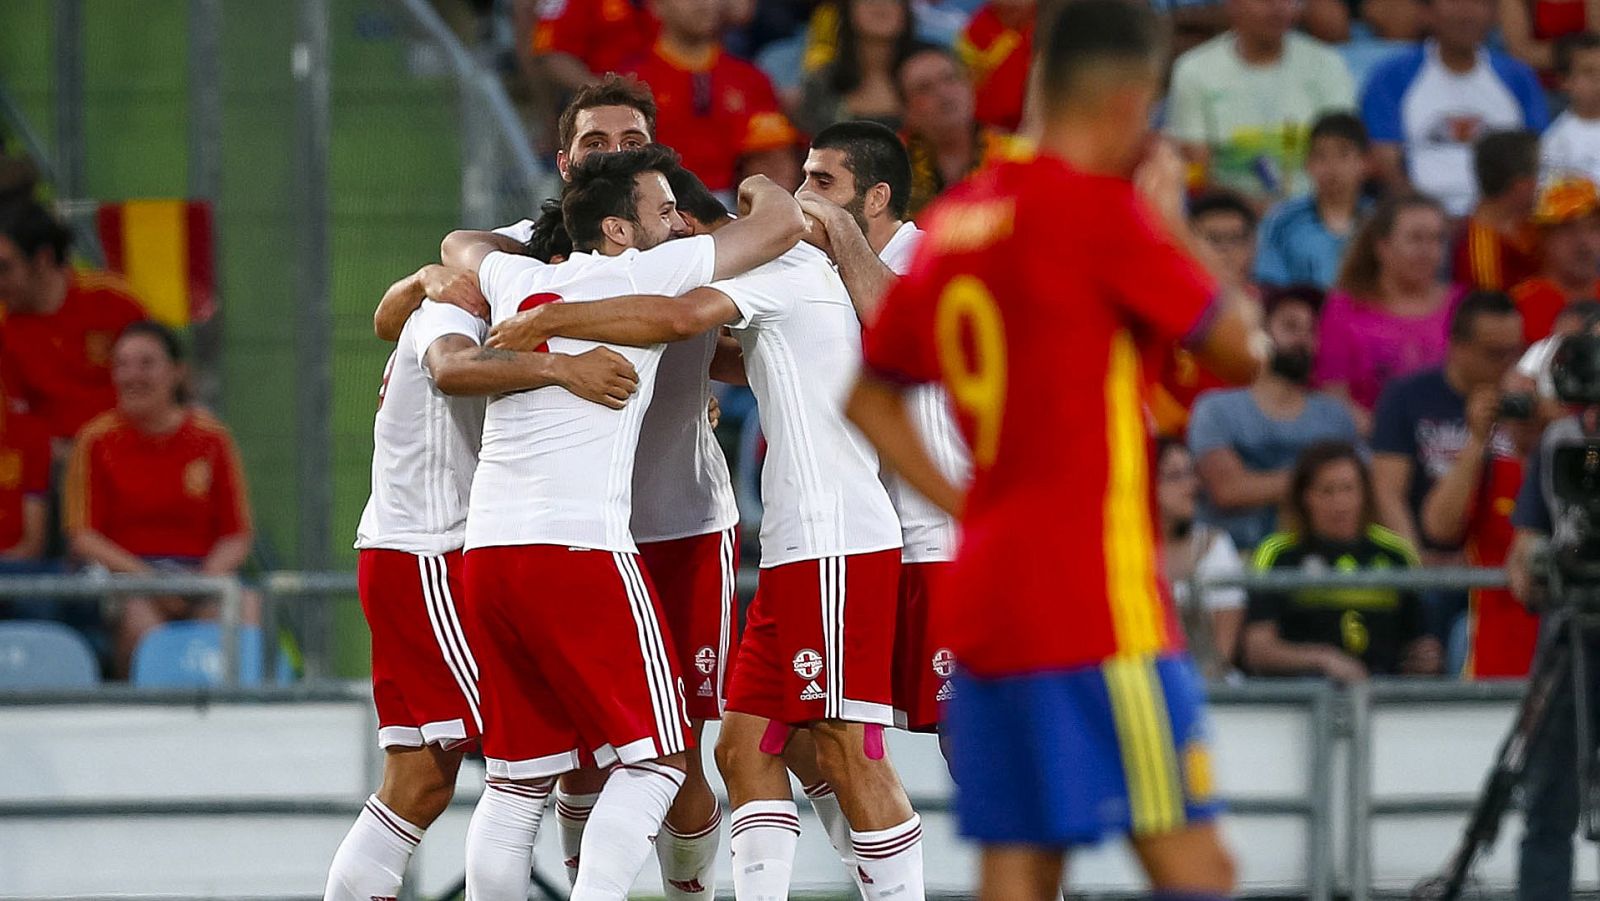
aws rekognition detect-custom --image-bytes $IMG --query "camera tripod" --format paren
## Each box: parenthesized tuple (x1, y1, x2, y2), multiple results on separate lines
(1413, 607, 1600, 901)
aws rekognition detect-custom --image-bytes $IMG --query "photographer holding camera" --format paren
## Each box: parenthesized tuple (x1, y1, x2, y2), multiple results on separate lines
(1507, 319, 1600, 901)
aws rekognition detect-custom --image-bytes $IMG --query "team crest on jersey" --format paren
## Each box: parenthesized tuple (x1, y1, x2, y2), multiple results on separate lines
(183, 458, 213, 498)
(694, 645, 717, 675)
(0, 450, 19, 489)
(929, 199, 1013, 254)
(930, 647, 955, 678)
(792, 648, 823, 680)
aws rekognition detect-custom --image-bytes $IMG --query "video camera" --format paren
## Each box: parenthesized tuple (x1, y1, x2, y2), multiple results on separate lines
(1540, 333, 1600, 601)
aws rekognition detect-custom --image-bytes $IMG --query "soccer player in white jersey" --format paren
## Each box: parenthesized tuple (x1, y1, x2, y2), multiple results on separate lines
(796, 122, 971, 739)
(323, 259, 640, 901)
(488, 164, 927, 901)
(438, 146, 804, 901)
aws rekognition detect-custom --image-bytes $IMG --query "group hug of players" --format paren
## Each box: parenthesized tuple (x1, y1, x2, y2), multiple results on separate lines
(326, 4, 1271, 901)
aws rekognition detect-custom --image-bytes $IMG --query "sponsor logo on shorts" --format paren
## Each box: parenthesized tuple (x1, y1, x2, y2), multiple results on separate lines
(800, 680, 826, 701)
(698, 678, 714, 698)
(930, 647, 955, 678)
(935, 681, 954, 702)
(792, 648, 823, 680)
(1183, 738, 1215, 802)
(694, 646, 717, 674)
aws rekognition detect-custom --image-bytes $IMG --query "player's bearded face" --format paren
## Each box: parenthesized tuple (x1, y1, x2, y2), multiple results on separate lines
(627, 172, 686, 251)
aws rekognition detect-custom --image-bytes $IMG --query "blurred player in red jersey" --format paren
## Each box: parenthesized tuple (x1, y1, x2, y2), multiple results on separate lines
(530, 0, 658, 93)
(0, 201, 146, 445)
(846, 2, 1266, 898)
(0, 378, 48, 564)
(626, 0, 802, 196)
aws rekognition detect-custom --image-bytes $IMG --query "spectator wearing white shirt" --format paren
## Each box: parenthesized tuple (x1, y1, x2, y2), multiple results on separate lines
(1157, 439, 1248, 678)
(1541, 34, 1600, 187)
(1360, 0, 1548, 216)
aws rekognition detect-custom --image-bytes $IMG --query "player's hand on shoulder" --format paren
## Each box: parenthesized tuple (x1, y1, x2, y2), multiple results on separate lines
(557, 347, 640, 410)
(489, 307, 553, 352)
(737, 174, 785, 215)
(420, 264, 489, 320)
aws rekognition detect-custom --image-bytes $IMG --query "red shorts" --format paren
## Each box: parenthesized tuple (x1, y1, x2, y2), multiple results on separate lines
(893, 561, 955, 732)
(639, 527, 739, 721)
(357, 548, 482, 750)
(726, 549, 900, 727)
(464, 544, 693, 780)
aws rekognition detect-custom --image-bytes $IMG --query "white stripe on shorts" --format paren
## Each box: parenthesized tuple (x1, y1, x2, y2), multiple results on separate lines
(417, 555, 482, 731)
(613, 553, 686, 755)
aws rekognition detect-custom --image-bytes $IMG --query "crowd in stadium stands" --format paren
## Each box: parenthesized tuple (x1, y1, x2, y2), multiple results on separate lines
(0, 200, 255, 678)
(511, 0, 1600, 682)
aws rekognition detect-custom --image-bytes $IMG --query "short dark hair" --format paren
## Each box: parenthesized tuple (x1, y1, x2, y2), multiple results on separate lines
(1556, 31, 1600, 76)
(0, 201, 72, 265)
(811, 121, 912, 219)
(1309, 111, 1369, 152)
(528, 198, 572, 263)
(1288, 441, 1376, 538)
(664, 164, 730, 225)
(1188, 190, 1258, 232)
(1473, 130, 1540, 198)
(561, 144, 681, 253)
(1036, 0, 1164, 110)
(117, 319, 188, 404)
(1450, 289, 1520, 342)
(1264, 284, 1326, 319)
(556, 74, 658, 154)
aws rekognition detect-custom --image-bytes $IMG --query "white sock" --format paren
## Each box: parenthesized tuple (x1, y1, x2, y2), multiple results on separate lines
(555, 788, 600, 885)
(851, 814, 925, 901)
(324, 795, 422, 901)
(658, 806, 722, 901)
(464, 780, 553, 901)
(570, 762, 687, 901)
(803, 781, 861, 880)
(729, 799, 801, 901)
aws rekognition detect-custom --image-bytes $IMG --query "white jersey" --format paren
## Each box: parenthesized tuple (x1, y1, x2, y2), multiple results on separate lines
(717, 242, 902, 567)
(466, 236, 719, 553)
(631, 333, 740, 543)
(355, 301, 488, 555)
(876, 222, 969, 564)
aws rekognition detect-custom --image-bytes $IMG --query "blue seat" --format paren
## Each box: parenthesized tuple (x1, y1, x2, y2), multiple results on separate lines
(0, 621, 100, 688)
(131, 622, 292, 687)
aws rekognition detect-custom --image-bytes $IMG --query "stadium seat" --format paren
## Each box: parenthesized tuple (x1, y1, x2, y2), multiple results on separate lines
(0, 620, 100, 688)
(131, 622, 293, 688)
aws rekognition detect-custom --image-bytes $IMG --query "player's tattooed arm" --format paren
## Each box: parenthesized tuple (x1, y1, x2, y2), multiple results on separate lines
(373, 264, 489, 342)
(424, 335, 639, 409)
(796, 191, 896, 323)
(846, 373, 964, 517)
(488, 287, 742, 350)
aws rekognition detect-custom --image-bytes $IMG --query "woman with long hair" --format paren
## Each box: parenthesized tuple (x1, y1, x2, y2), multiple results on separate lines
(1156, 439, 1247, 677)
(64, 321, 256, 677)
(1241, 442, 1442, 680)
(796, 0, 918, 135)
(1315, 193, 1463, 433)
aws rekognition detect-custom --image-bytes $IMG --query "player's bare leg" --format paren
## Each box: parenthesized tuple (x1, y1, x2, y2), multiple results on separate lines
(1129, 822, 1237, 897)
(466, 775, 556, 901)
(978, 848, 1066, 901)
(572, 751, 690, 901)
(325, 744, 463, 901)
(783, 728, 861, 880)
(717, 711, 803, 901)
(658, 721, 723, 901)
(555, 765, 609, 883)
(810, 719, 924, 900)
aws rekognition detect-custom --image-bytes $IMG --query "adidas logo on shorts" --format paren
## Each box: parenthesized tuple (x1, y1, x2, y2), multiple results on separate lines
(698, 679, 714, 697)
(936, 681, 954, 702)
(800, 680, 826, 701)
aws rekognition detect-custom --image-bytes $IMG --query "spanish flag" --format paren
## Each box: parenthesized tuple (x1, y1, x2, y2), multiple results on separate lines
(96, 200, 215, 327)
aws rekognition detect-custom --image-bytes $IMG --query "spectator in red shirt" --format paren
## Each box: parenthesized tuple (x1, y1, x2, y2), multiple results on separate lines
(627, 0, 802, 195)
(63, 322, 254, 677)
(0, 201, 146, 445)
(1454, 130, 1542, 292)
(529, 0, 658, 93)
(956, 0, 1034, 131)
(0, 384, 48, 564)
(1510, 175, 1600, 342)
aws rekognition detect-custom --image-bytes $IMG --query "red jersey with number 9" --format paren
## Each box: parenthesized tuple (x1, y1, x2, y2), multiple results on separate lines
(860, 154, 1220, 677)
